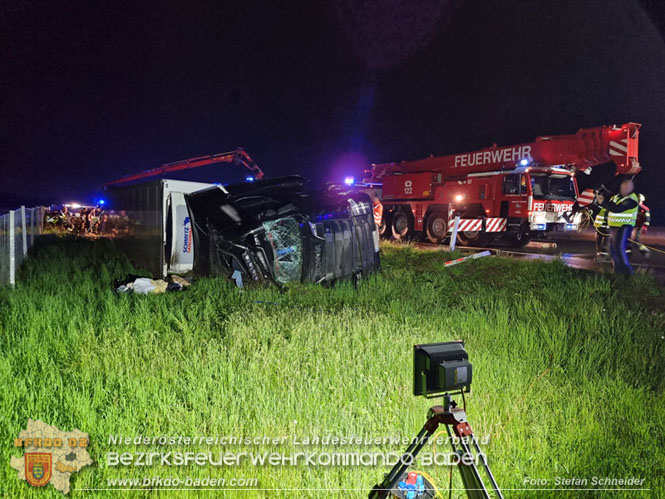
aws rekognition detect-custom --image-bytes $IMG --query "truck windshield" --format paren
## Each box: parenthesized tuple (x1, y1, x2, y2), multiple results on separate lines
(530, 174, 576, 200)
(262, 217, 303, 283)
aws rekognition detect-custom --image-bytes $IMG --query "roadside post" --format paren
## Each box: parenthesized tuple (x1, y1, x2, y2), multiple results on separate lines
(8, 210, 15, 286)
(20, 206, 27, 257)
(449, 215, 461, 252)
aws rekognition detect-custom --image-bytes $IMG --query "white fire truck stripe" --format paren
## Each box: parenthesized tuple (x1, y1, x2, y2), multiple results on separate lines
(577, 189, 595, 207)
(449, 219, 482, 232)
(448, 218, 507, 232)
(610, 141, 628, 153)
(609, 149, 624, 156)
(462, 220, 482, 231)
(485, 218, 507, 232)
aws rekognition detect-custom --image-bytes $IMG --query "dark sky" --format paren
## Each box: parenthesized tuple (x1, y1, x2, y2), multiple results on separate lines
(2, 0, 665, 220)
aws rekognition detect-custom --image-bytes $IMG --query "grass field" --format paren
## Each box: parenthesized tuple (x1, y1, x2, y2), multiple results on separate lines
(1, 237, 664, 498)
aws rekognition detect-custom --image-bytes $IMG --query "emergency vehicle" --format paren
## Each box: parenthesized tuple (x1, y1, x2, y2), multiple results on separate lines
(363, 123, 641, 246)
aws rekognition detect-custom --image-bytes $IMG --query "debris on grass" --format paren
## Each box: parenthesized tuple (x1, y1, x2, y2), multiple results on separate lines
(444, 250, 492, 267)
(116, 275, 191, 294)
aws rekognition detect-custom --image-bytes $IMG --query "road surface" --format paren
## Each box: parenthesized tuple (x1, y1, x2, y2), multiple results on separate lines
(418, 229, 665, 282)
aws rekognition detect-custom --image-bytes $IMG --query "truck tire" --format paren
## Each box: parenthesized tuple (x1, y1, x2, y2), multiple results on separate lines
(378, 212, 390, 238)
(457, 229, 494, 247)
(425, 210, 448, 244)
(504, 230, 531, 248)
(503, 224, 531, 247)
(392, 209, 413, 240)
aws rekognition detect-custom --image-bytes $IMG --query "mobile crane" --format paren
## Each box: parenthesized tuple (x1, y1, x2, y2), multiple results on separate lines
(104, 147, 264, 186)
(363, 123, 641, 246)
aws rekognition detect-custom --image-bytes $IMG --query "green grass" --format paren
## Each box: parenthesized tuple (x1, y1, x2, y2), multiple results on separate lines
(1, 237, 664, 498)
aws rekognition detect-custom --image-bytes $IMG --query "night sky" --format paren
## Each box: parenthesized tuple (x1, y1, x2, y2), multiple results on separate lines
(2, 0, 665, 221)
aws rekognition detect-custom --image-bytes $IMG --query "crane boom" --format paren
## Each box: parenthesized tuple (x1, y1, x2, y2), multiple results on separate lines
(366, 123, 640, 181)
(105, 147, 264, 187)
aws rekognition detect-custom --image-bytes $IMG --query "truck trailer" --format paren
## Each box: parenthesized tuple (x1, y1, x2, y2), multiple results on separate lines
(106, 178, 214, 277)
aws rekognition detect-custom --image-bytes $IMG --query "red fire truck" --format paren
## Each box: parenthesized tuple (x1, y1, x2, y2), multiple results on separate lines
(363, 123, 641, 246)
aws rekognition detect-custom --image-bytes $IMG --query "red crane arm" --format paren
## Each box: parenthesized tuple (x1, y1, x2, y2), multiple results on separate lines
(104, 147, 264, 187)
(366, 123, 641, 180)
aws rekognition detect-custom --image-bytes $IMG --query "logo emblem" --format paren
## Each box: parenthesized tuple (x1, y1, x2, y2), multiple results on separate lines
(25, 453, 52, 487)
(183, 216, 193, 253)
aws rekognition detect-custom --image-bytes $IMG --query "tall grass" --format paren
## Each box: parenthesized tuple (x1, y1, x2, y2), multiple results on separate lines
(0, 237, 663, 497)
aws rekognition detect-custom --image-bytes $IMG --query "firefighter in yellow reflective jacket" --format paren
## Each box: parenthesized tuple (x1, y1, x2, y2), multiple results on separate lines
(596, 179, 639, 276)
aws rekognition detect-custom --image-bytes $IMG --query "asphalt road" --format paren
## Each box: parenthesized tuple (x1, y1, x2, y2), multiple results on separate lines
(418, 229, 665, 282)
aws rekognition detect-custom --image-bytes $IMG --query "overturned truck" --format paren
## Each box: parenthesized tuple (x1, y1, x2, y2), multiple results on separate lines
(185, 176, 380, 286)
(105, 150, 381, 287)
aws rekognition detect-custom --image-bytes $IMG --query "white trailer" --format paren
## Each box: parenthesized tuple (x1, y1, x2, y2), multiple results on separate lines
(107, 179, 213, 278)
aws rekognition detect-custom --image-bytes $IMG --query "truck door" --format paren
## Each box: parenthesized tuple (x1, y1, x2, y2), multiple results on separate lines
(477, 180, 494, 216)
(500, 174, 528, 218)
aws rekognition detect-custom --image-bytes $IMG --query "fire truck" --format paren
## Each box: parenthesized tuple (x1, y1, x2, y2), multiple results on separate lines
(363, 123, 641, 246)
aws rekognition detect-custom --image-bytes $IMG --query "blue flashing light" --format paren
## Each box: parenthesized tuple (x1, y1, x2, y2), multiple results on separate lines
(533, 223, 546, 231)
(98, 199, 106, 206)
(344, 176, 355, 186)
(565, 223, 576, 231)
(245, 176, 255, 182)
(520, 159, 529, 166)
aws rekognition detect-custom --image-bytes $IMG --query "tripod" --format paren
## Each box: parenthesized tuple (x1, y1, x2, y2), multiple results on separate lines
(369, 392, 503, 499)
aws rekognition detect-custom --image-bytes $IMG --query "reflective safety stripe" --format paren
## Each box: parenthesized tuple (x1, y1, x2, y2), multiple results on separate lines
(594, 208, 607, 227)
(373, 201, 383, 226)
(607, 193, 638, 227)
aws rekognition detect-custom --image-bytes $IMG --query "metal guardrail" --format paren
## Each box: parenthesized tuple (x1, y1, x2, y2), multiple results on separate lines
(0, 206, 46, 286)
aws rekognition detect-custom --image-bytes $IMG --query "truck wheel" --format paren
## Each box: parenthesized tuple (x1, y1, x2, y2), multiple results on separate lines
(378, 212, 390, 238)
(392, 209, 412, 240)
(457, 230, 494, 247)
(504, 227, 531, 247)
(425, 210, 448, 244)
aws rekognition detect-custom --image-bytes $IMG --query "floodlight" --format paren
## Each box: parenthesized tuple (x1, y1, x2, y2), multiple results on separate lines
(413, 340, 472, 397)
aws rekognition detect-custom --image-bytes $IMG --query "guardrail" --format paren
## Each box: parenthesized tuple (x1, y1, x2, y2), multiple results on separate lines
(0, 206, 46, 286)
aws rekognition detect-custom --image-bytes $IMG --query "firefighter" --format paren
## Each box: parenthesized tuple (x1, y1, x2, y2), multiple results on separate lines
(372, 193, 383, 228)
(596, 179, 639, 276)
(633, 194, 651, 254)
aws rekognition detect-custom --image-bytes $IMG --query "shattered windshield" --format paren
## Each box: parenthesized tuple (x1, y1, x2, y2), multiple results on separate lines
(530, 174, 576, 200)
(262, 217, 303, 283)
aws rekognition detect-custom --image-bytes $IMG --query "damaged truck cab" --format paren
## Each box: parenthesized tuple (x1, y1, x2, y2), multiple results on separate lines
(185, 176, 380, 286)
(105, 148, 381, 287)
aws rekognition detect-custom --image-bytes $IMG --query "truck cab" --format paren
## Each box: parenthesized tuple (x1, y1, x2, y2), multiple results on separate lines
(525, 167, 580, 231)
(493, 166, 580, 229)
(429, 166, 580, 246)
